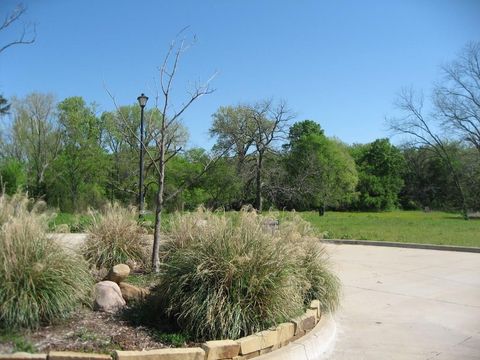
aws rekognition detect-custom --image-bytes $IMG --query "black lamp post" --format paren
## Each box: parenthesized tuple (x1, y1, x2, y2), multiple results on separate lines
(137, 93, 148, 218)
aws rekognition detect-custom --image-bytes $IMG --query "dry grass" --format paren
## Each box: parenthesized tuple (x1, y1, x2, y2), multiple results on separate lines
(154, 208, 340, 340)
(82, 203, 148, 270)
(0, 193, 93, 330)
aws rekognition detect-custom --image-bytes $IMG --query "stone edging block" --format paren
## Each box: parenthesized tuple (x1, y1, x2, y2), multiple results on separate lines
(201, 340, 240, 360)
(0, 353, 47, 360)
(49, 352, 111, 360)
(255, 313, 336, 360)
(114, 348, 205, 360)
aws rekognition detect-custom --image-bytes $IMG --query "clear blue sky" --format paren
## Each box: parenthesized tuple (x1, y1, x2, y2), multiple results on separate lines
(1, 0, 479, 148)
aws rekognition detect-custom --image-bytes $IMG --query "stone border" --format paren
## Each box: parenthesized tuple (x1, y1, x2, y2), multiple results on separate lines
(0, 301, 335, 360)
(321, 239, 480, 253)
(256, 313, 336, 360)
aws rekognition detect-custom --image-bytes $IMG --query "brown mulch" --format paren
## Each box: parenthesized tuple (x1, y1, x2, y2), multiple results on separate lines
(0, 307, 192, 354)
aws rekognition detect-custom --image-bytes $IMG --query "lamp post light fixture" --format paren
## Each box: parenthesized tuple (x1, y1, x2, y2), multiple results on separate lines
(137, 93, 148, 218)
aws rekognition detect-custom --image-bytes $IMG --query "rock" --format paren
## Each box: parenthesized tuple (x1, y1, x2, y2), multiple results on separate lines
(119, 282, 150, 302)
(105, 264, 130, 283)
(94, 280, 126, 313)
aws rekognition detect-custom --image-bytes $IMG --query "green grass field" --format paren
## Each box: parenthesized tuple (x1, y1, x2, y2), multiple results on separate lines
(301, 210, 480, 248)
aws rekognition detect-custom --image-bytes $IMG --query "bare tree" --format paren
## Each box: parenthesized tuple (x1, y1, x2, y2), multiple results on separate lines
(149, 35, 216, 272)
(388, 88, 469, 219)
(434, 42, 480, 153)
(0, 3, 36, 54)
(247, 100, 294, 211)
(0, 3, 36, 119)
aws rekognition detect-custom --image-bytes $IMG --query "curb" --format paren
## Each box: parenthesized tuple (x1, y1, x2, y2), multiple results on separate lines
(256, 314, 336, 360)
(321, 239, 480, 253)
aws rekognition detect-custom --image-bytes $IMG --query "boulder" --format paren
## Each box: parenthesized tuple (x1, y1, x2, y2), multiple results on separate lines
(105, 264, 130, 284)
(119, 282, 150, 302)
(94, 280, 126, 313)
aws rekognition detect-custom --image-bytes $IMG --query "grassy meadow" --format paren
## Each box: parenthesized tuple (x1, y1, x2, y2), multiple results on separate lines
(301, 210, 480, 248)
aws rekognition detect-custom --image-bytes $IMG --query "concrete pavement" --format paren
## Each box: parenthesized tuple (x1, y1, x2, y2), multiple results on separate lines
(324, 243, 480, 360)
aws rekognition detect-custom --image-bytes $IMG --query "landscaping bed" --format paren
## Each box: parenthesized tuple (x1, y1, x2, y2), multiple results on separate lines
(1, 194, 340, 359)
(1, 307, 194, 355)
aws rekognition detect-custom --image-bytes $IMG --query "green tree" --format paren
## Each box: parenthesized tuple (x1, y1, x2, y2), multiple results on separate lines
(283, 120, 323, 150)
(201, 157, 243, 209)
(352, 139, 405, 211)
(101, 105, 174, 205)
(210, 100, 293, 211)
(400, 143, 480, 212)
(285, 121, 358, 212)
(46, 97, 107, 211)
(0, 159, 26, 194)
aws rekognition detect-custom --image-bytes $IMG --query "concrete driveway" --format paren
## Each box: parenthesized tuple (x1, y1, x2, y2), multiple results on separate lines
(324, 244, 480, 360)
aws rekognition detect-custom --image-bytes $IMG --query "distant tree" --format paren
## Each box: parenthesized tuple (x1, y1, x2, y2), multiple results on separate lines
(285, 121, 357, 212)
(46, 97, 107, 211)
(283, 119, 323, 150)
(210, 106, 254, 175)
(210, 100, 294, 211)
(101, 105, 188, 205)
(389, 43, 480, 218)
(8, 93, 61, 196)
(434, 42, 480, 153)
(399, 145, 462, 210)
(389, 88, 470, 218)
(352, 139, 405, 211)
(201, 157, 244, 209)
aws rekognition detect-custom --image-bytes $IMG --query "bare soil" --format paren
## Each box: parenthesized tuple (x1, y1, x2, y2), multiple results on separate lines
(0, 307, 196, 355)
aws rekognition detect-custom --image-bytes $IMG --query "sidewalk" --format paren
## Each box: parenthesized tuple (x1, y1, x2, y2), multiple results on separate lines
(324, 243, 480, 359)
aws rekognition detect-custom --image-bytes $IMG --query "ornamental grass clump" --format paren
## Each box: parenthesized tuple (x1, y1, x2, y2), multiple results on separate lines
(82, 203, 147, 269)
(277, 212, 341, 313)
(0, 193, 93, 330)
(155, 208, 340, 341)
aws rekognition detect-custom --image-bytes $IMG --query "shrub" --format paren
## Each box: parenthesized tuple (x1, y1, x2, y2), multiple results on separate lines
(82, 203, 147, 269)
(154, 208, 340, 341)
(0, 193, 93, 330)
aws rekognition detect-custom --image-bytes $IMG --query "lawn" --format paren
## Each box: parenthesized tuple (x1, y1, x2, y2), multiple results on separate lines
(300, 210, 480, 248)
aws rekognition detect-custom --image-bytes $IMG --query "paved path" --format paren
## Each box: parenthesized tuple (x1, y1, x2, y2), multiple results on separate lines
(324, 243, 480, 360)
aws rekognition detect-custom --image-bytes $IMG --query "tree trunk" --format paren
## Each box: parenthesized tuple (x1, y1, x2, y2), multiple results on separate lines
(152, 139, 165, 272)
(152, 192, 163, 272)
(452, 172, 469, 220)
(255, 151, 263, 212)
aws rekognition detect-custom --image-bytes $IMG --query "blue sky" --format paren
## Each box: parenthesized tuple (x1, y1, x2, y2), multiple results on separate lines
(1, 0, 479, 148)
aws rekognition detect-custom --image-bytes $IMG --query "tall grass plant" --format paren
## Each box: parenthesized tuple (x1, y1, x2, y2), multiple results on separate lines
(0, 193, 92, 329)
(82, 203, 147, 269)
(155, 208, 340, 340)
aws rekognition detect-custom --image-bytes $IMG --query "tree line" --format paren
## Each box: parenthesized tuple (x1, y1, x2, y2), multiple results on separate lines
(1, 42, 479, 218)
